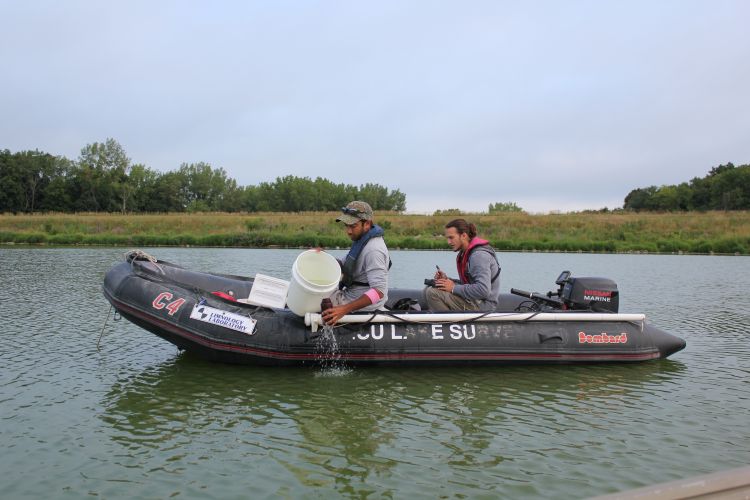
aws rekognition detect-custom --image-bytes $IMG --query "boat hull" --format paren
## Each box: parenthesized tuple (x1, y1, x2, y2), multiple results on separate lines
(102, 259, 686, 366)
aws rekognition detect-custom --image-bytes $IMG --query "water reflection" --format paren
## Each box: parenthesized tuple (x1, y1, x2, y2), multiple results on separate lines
(6, 247, 747, 498)
(101, 355, 686, 495)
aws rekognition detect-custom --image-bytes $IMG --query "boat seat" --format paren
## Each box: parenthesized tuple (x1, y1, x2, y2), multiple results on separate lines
(385, 288, 428, 311)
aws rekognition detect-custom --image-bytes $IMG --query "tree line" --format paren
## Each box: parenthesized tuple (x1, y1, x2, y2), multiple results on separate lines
(3, 138, 745, 214)
(0, 139, 407, 213)
(624, 162, 750, 211)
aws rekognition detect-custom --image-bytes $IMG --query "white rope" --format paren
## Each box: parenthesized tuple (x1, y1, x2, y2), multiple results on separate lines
(124, 249, 157, 263)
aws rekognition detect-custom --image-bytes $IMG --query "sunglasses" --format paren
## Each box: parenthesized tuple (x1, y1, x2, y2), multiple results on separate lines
(341, 206, 367, 218)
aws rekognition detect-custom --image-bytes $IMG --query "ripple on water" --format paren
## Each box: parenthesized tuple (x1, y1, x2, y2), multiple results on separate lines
(2, 249, 750, 498)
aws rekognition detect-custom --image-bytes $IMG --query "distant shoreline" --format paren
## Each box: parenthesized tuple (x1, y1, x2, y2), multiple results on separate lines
(1, 211, 749, 255)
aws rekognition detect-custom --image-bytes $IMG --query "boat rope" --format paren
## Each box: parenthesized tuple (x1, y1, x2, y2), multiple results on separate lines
(125, 249, 166, 276)
(414, 308, 541, 324)
(515, 300, 542, 312)
(125, 256, 211, 303)
(307, 310, 646, 332)
(96, 304, 112, 351)
(324, 308, 544, 334)
(124, 249, 157, 263)
(121, 255, 265, 315)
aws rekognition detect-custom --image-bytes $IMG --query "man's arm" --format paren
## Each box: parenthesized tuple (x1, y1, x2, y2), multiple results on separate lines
(362, 246, 388, 298)
(321, 290, 384, 325)
(452, 252, 492, 302)
(322, 244, 388, 325)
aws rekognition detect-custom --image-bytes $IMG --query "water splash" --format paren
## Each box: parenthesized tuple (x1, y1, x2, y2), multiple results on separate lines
(314, 324, 351, 375)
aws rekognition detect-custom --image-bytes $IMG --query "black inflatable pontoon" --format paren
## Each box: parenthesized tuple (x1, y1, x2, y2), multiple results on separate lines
(102, 253, 685, 366)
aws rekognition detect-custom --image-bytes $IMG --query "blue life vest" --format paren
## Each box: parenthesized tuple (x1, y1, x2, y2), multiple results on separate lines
(340, 224, 390, 289)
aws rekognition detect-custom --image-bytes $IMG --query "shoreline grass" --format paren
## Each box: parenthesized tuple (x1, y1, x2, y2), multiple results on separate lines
(1, 211, 749, 255)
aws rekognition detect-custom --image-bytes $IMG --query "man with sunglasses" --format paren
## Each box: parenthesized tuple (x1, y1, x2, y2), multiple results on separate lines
(321, 201, 390, 325)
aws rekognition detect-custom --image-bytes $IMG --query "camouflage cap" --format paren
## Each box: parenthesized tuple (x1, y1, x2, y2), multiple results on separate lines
(336, 201, 373, 225)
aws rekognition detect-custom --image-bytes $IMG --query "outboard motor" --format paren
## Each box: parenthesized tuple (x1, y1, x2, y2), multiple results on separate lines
(561, 276, 619, 312)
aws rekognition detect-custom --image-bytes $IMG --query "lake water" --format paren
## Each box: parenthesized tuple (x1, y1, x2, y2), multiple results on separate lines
(1, 247, 749, 498)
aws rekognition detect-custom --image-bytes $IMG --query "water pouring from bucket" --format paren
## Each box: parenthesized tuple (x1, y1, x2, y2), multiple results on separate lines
(287, 250, 342, 316)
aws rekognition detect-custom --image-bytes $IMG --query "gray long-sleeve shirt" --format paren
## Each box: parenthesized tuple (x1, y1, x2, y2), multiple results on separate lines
(335, 236, 389, 310)
(452, 246, 500, 311)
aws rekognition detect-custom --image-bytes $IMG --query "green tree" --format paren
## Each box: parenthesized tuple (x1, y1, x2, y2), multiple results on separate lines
(357, 183, 391, 210)
(0, 140, 411, 214)
(352, 183, 405, 211)
(270, 175, 317, 212)
(125, 164, 160, 212)
(650, 185, 681, 211)
(0, 149, 28, 212)
(624, 186, 657, 211)
(383, 187, 406, 211)
(689, 176, 711, 210)
(488, 201, 524, 213)
(146, 171, 185, 212)
(215, 178, 243, 212)
(253, 181, 277, 212)
(238, 185, 262, 212)
(710, 165, 750, 210)
(0, 149, 68, 212)
(18, 151, 52, 212)
(38, 175, 72, 212)
(35, 155, 72, 212)
(311, 177, 350, 211)
(625, 163, 750, 211)
(176, 162, 235, 212)
(71, 138, 131, 212)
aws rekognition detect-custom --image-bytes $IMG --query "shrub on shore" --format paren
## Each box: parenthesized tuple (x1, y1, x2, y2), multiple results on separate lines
(1, 211, 749, 255)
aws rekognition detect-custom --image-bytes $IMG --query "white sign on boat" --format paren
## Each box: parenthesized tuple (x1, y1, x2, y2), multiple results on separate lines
(190, 302, 257, 334)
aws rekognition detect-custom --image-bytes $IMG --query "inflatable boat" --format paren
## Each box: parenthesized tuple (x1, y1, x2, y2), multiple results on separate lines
(101, 252, 686, 366)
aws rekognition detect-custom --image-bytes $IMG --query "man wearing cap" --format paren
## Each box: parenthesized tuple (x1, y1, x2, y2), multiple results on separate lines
(321, 201, 390, 325)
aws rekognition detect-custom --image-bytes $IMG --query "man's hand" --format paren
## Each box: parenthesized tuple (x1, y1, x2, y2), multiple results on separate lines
(435, 277, 455, 293)
(321, 292, 381, 325)
(321, 304, 349, 325)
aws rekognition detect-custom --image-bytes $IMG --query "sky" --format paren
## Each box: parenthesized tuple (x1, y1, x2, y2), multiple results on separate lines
(2, 1, 749, 213)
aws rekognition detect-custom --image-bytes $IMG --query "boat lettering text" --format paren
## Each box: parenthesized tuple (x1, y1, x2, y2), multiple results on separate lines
(355, 324, 477, 341)
(152, 292, 186, 316)
(358, 325, 404, 340)
(584, 289, 612, 302)
(578, 331, 628, 344)
(432, 324, 476, 340)
(432, 324, 443, 339)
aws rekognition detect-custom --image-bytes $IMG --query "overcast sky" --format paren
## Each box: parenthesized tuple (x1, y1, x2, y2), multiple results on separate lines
(2, 1, 748, 213)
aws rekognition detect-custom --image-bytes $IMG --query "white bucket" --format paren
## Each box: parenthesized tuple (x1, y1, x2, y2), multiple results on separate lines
(286, 250, 341, 316)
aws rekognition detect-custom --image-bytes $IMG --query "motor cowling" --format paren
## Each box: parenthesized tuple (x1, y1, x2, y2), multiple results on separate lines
(561, 277, 619, 312)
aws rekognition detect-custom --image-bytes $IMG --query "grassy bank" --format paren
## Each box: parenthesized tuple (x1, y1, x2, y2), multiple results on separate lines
(1, 211, 750, 254)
